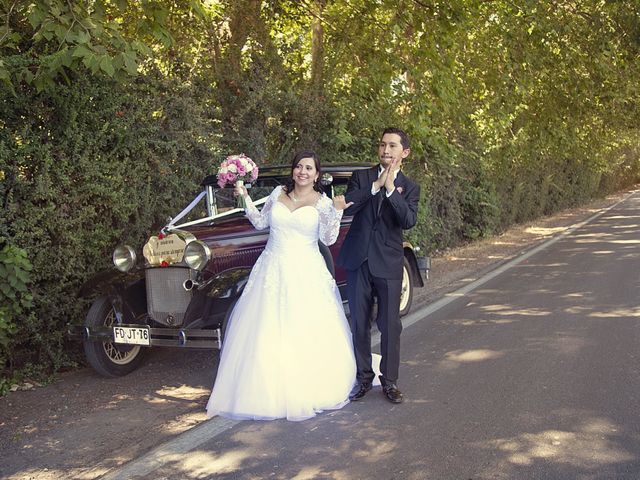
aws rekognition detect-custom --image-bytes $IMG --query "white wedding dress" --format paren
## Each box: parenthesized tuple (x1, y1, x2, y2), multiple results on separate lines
(206, 186, 356, 421)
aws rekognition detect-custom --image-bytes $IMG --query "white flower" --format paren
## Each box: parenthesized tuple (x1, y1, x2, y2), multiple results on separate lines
(219, 166, 228, 174)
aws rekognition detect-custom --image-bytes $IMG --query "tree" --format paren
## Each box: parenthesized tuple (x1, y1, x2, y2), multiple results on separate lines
(0, 0, 210, 91)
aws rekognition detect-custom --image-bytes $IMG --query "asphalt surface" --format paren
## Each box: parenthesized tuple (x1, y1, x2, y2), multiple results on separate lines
(2, 191, 638, 480)
(96, 192, 640, 480)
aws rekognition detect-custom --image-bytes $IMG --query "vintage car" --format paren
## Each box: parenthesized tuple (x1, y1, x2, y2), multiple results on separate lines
(73, 163, 429, 377)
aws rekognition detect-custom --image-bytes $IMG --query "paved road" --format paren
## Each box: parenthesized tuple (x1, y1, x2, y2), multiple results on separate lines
(1, 191, 637, 480)
(97, 192, 640, 479)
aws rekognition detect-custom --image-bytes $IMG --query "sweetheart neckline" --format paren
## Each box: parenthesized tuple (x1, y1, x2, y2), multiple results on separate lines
(275, 201, 318, 214)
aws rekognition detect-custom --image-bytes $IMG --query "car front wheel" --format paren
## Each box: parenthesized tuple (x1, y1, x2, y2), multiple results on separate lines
(399, 257, 414, 317)
(83, 296, 147, 377)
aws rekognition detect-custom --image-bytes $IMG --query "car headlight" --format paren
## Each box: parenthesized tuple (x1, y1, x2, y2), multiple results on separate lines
(184, 240, 211, 271)
(113, 245, 137, 272)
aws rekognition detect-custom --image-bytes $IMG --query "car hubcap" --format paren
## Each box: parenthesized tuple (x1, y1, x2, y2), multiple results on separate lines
(399, 265, 410, 311)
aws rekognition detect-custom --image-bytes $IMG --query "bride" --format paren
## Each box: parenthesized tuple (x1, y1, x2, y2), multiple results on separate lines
(206, 151, 356, 421)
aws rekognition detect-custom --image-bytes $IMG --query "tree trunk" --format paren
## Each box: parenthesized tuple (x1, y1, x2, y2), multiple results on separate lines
(310, 0, 327, 98)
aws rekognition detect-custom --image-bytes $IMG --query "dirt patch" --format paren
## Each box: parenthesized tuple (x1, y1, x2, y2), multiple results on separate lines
(0, 189, 631, 480)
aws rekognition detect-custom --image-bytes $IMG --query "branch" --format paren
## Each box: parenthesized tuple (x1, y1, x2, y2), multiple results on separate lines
(297, 0, 337, 32)
(0, 1, 17, 46)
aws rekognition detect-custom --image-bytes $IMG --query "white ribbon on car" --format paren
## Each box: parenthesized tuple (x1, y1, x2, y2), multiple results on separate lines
(167, 191, 207, 228)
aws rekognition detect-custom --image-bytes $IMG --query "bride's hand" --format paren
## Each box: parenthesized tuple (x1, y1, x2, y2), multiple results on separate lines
(234, 184, 248, 198)
(333, 195, 354, 211)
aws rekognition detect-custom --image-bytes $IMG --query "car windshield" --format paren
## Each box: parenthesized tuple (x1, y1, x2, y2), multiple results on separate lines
(212, 186, 240, 213)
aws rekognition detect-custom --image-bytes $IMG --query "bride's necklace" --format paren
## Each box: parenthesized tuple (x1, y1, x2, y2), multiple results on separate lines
(292, 189, 313, 203)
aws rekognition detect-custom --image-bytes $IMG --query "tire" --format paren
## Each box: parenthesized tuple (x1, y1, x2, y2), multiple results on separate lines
(399, 257, 414, 317)
(83, 296, 147, 377)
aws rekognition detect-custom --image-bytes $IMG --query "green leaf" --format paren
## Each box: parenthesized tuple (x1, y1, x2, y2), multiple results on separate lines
(0, 66, 10, 83)
(72, 45, 93, 58)
(50, 4, 61, 17)
(54, 24, 68, 41)
(89, 56, 101, 73)
(34, 73, 51, 92)
(123, 52, 138, 75)
(20, 68, 34, 85)
(76, 31, 91, 44)
(28, 7, 46, 28)
(61, 48, 74, 68)
(21, 295, 34, 309)
(189, 0, 207, 18)
(151, 25, 173, 48)
(84, 17, 98, 30)
(9, 31, 22, 45)
(0, 283, 12, 297)
(131, 40, 152, 56)
(99, 56, 115, 76)
(81, 52, 96, 68)
(42, 29, 55, 41)
(15, 269, 31, 284)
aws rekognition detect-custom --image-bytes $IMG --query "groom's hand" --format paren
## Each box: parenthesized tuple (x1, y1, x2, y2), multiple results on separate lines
(373, 168, 388, 191)
(384, 158, 401, 192)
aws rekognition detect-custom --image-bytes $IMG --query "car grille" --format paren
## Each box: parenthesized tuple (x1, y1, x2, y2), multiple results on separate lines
(145, 267, 193, 326)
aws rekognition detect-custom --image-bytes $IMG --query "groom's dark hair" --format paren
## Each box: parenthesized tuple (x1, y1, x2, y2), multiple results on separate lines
(382, 127, 410, 150)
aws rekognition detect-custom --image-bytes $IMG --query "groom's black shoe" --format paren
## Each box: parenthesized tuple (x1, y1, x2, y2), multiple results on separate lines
(379, 376, 404, 404)
(349, 382, 372, 401)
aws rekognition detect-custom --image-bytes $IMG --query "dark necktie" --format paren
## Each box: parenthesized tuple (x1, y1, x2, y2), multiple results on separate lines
(377, 187, 385, 216)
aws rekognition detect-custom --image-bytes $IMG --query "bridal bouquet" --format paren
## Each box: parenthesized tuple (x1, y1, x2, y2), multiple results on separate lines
(216, 154, 259, 208)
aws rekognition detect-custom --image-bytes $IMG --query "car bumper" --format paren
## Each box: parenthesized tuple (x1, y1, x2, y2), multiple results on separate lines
(68, 324, 221, 349)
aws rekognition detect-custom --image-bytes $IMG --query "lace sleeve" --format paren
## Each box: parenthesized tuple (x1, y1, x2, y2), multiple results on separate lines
(317, 194, 343, 246)
(244, 186, 281, 230)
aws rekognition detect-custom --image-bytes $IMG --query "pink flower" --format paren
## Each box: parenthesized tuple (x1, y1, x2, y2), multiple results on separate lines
(216, 153, 259, 188)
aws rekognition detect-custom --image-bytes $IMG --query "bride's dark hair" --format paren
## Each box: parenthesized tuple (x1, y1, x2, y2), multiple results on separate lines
(282, 150, 323, 196)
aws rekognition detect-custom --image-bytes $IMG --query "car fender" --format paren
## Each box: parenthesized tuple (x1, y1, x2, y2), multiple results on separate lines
(182, 267, 253, 327)
(78, 268, 147, 321)
(402, 242, 425, 288)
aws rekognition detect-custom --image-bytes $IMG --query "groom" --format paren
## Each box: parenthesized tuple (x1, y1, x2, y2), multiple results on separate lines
(338, 127, 420, 404)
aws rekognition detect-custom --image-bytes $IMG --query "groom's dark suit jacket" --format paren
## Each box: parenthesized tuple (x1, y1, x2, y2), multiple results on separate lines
(337, 166, 420, 277)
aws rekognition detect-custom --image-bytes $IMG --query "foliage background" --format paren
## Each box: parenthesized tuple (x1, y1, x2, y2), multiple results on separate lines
(1, 0, 639, 385)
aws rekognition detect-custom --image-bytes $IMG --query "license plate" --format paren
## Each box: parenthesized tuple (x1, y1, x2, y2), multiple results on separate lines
(113, 326, 150, 346)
